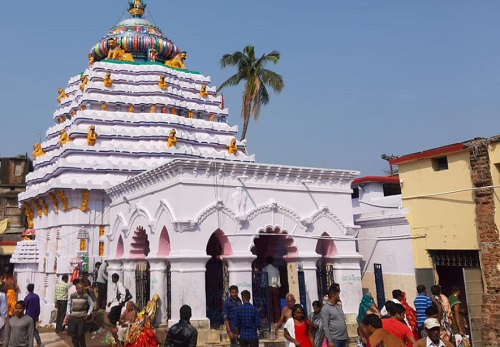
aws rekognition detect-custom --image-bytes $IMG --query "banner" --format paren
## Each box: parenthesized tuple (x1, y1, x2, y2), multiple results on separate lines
(0, 219, 8, 234)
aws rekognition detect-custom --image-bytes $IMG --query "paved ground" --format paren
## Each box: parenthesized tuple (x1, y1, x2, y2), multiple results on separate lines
(38, 326, 111, 347)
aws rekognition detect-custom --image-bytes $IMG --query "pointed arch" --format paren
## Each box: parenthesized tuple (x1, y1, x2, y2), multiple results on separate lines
(116, 235, 124, 258)
(206, 229, 233, 256)
(158, 226, 171, 257)
(315, 232, 338, 257)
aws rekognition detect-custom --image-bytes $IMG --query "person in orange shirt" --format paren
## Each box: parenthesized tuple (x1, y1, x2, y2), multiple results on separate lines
(360, 314, 404, 347)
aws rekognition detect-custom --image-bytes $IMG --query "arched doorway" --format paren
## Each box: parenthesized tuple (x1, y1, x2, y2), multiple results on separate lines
(205, 230, 231, 328)
(251, 227, 296, 329)
(315, 232, 337, 299)
(131, 226, 150, 309)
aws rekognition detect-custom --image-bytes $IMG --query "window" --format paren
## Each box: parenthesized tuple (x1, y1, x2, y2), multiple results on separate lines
(432, 156, 448, 171)
(14, 162, 23, 176)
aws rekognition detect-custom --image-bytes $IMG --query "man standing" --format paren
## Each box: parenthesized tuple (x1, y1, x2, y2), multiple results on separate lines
(54, 274, 71, 333)
(235, 290, 260, 347)
(24, 284, 41, 347)
(414, 285, 432, 329)
(321, 284, 348, 347)
(262, 256, 281, 323)
(222, 285, 242, 347)
(96, 261, 108, 311)
(275, 293, 296, 334)
(67, 283, 93, 347)
(413, 318, 454, 347)
(165, 305, 198, 347)
(5, 301, 34, 347)
(107, 273, 126, 326)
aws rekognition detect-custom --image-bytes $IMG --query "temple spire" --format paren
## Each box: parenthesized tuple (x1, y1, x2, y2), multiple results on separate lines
(128, 0, 146, 18)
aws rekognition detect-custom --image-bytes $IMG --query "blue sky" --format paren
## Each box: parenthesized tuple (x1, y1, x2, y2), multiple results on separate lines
(2, 1, 499, 175)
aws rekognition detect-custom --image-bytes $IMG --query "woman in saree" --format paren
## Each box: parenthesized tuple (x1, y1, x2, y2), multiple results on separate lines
(400, 292, 418, 339)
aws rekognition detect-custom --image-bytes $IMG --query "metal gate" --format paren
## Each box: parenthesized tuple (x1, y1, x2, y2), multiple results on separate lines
(316, 259, 334, 299)
(374, 263, 385, 310)
(166, 262, 171, 320)
(252, 271, 271, 332)
(135, 262, 150, 310)
(205, 257, 228, 328)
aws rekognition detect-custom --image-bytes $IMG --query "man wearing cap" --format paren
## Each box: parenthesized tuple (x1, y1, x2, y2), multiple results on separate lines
(413, 318, 453, 347)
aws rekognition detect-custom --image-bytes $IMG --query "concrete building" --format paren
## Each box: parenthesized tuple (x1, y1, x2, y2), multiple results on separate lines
(0, 156, 31, 274)
(390, 137, 500, 347)
(352, 176, 416, 307)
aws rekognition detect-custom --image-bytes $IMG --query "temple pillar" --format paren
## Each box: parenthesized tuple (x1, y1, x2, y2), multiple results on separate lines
(299, 254, 321, 311)
(225, 253, 256, 297)
(331, 253, 363, 315)
(106, 259, 123, 310)
(167, 254, 210, 329)
(148, 258, 169, 326)
(122, 259, 137, 300)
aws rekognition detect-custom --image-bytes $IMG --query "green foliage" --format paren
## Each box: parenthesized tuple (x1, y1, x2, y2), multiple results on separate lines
(218, 45, 284, 140)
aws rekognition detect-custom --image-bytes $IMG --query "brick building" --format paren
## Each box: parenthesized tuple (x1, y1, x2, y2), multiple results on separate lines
(0, 156, 32, 274)
(390, 137, 500, 347)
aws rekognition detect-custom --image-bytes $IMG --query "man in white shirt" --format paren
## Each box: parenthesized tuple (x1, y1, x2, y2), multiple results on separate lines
(262, 256, 280, 323)
(413, 318, 453, 347)
(107, 274, 126, 326)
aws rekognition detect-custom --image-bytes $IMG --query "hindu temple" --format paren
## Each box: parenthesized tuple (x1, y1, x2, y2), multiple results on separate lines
(13, 1, 363, 330)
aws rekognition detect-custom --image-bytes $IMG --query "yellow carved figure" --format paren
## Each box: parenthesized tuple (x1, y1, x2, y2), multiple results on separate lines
(128, 105, 134, 113)
(59, 129, 71, 147)
(170, 108, 176, 115)
(49, 193, 59, 212)
(88, 54, 94, 67)
(165, 51, 187, 70)
(228, 138, 238, 155)
(80, 75, 89, 91)
(158, 75, 167, 90)
(32, 143, 45, 158)
(167, 129, 177, 148)
(59, 116, 65, 124)
(187, 110, 193, 119)
(150, 105, 156, 113)
(81, 190, 89, 212)
(39, 198, 48, 216)
(57, 88, 67, 104)
(87, 126, 97, 146)
(55, 190, 68, 211)
(101, 103, 107, 111)
(106, 38, 134, 61)
(199, 84, 209, 97)
(104, 72, 112, 87)
(209, 114, 215, 122)
(22, 203, 34, 229)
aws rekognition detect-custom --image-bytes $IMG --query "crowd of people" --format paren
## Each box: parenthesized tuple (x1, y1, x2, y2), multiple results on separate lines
(356, 284, 470, 347)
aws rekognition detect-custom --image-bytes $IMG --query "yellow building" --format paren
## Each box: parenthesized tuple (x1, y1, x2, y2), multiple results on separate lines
(390, 138, 500, 347)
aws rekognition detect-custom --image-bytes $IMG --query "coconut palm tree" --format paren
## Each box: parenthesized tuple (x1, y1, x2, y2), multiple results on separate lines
(218, 45, 284, 141)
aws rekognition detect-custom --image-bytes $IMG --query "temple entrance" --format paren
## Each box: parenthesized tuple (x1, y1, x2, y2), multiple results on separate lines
(251, 227, 295, 329)
(315, 232, 337, 300)
(131, 227, 150, 309)
(205, 230, 231, 328)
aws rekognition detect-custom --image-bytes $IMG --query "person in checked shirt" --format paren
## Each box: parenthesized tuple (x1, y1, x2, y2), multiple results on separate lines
(235, 290, 260, 347)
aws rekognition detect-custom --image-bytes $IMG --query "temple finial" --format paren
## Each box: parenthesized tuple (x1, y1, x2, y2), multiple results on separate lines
(128, 0, 147, 18)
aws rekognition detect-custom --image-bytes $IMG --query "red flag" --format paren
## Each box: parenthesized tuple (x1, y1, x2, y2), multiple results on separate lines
(221, 93, 224, 109)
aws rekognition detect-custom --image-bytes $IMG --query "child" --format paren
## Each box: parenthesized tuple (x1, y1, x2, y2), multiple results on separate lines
(5, 301, 34, 347)
(284, 304, 313, 347)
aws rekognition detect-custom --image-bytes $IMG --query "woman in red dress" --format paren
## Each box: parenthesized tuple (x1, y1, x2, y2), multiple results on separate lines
(284, 304, 313, 347)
